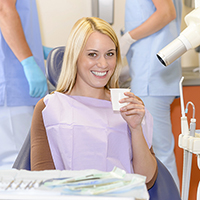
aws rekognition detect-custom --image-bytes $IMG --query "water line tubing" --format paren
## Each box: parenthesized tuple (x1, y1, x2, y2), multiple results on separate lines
(182, 101, 196, 200)
(179, 77, 189, 200)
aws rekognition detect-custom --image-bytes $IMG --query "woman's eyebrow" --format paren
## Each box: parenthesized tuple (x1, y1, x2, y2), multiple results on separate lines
(86, 49, 98, 52)
(107, 49, 116, 52)
(86, 48, 116, 52)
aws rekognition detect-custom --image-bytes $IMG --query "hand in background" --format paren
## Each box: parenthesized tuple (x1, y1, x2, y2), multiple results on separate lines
(21, 56, 48, 98)
(119, 32, 136, 59)
(43, 46, 53, 60)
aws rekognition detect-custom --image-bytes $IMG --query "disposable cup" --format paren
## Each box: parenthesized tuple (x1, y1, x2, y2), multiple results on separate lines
(110, 88, 131, 111)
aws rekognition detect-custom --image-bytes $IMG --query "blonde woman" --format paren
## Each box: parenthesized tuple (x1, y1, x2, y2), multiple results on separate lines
(31, 17, 157, 189)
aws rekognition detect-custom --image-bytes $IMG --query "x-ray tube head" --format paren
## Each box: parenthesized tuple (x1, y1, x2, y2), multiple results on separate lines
(157, 6, 200, 67)
(157, 38, 187, 66)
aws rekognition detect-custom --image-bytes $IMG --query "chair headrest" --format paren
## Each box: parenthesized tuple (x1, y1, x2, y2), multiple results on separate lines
(46, 46, 65, 88)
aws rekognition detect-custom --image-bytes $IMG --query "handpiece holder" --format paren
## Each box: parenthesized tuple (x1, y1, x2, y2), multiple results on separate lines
(178, 77, 200, 200)
(179, 126, 200, 200)
(157, 6, 200, 66)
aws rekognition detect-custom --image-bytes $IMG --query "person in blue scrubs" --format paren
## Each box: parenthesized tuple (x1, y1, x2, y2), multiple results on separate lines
(0, 0, 49, 169)
(119, 0, 182, 189)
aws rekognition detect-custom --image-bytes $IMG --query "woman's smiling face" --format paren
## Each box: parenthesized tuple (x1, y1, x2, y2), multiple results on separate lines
(75, 31, 117, 91)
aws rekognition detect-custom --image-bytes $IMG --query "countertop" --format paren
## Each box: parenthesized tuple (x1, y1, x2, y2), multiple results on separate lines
(182, 66, 200, 86)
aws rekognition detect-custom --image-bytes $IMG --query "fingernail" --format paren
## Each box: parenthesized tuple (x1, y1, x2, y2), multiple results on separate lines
(120, 106, 126, 111)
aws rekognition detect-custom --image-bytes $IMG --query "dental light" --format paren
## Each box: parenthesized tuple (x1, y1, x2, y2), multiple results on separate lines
(157, 0, 200, 66)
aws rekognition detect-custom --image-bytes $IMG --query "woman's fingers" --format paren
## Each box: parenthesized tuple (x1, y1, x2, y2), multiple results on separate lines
(119, 92, 143, 105)
(119, 92, 145, 117)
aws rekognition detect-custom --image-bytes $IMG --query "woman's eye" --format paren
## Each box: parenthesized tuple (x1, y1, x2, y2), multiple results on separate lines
(88, 53, 97, 57)
(107, 52, 115, 57)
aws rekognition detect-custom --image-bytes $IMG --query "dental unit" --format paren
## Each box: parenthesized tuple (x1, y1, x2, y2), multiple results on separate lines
(157, 0, 200, 199)
(179, 77, 200, 200)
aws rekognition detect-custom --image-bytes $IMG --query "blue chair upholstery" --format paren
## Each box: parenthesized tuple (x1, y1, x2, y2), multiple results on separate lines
(149, 157, 181, 200)
(12, 130, 31, 170)
(46, 46, 65, 88)
(13, 46, 181, 200)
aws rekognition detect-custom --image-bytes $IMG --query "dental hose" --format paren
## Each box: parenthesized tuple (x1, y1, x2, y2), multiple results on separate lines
(182, 101, 196, 200)
(179, 77, 189, 200)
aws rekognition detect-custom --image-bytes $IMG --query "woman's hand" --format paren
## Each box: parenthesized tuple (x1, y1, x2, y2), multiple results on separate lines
(119, 92, 145, 130)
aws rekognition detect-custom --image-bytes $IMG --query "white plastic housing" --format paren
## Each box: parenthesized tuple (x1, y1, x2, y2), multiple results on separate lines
(157, 6, 200, 66)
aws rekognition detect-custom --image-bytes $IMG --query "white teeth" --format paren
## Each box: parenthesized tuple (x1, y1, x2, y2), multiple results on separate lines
(91, 71, 107, 76)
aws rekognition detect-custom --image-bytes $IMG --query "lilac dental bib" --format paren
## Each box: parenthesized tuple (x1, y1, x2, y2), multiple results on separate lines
(42, 92, 153, 173)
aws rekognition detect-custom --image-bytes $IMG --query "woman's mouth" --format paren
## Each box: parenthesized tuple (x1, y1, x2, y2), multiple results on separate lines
(91, 71, 107, 77)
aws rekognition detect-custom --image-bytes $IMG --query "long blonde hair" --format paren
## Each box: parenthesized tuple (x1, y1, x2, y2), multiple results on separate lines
(56, 17, 122, 93)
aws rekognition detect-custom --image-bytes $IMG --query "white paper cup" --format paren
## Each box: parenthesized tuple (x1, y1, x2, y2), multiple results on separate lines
(110, 88, 131, 111)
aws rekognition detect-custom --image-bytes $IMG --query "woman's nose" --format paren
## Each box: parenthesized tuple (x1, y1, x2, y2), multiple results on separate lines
(97, 57, 108, 68)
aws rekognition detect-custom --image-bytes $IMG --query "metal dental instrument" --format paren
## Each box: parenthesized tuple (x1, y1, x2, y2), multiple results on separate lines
(5, 180, 14, 190)
(15, 180, 23, 190)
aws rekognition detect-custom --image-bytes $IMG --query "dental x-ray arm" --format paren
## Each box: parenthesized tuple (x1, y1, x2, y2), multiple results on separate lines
(157, 0, 200, 66)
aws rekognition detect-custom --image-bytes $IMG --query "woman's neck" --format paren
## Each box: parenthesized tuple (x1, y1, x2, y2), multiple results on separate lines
(67, 85, 110, 101)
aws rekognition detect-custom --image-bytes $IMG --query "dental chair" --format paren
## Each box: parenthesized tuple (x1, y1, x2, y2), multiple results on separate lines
(13, 46, 181, 200)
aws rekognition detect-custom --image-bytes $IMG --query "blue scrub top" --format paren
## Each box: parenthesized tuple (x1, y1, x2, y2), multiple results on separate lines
(0, 0, 45, 106)
(125, 0, 182, 96)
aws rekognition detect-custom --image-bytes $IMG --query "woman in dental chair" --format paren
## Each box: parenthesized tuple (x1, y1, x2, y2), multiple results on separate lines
(30, 17, 157, 190)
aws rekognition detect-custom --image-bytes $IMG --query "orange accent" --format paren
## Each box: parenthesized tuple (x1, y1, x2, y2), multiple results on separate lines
(171, 86, 200, 200)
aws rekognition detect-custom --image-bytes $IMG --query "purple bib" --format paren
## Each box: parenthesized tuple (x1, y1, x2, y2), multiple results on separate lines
(42, 92, 153, 173)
